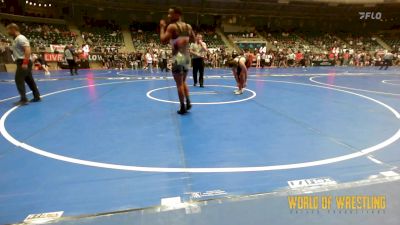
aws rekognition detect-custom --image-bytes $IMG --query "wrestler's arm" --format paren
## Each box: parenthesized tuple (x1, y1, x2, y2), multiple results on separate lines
(160, 21, 174, 44)
(187, 24, 196, 43)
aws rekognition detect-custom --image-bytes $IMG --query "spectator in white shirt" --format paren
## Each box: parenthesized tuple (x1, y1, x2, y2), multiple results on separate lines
(145, 50, 153, 73)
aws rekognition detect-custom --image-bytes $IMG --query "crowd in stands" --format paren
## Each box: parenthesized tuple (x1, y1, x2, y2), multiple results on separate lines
(0, 33, 13, 64)
(247, 47, 399, 68)
(96, 23, 228, 71)
(262, 31, 311, 52)
(258, 31, 384, 54)
(130, 22, 163, 51)
(227, 31, 259, 40)
(380, 35, 400, 53)
(296, 32, 341, 53)
(95, 46, 229, 71)
(84, 44, 397, 72)
(0, 17, 399, 70)
(195, 25, 225, 48)
(338, 34, 381, 52)
(80, 17, 124, 52)
(129, 23, 224, 51)
(1, 19, 77, 49)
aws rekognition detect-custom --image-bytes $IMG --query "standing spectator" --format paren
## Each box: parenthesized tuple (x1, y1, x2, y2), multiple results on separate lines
(153, 51, 159, 71)
(261, 53, 266, 68)
(287, 50, 295, 67)
(256, 51, 261, 68)
(145, 50, 153, 73)
(160, 50, 168, 72)
(82, 44, 90, 60)
(278, 51, 287, 68)
(343, 50, 350, 66)
(295, 50, 304, 67)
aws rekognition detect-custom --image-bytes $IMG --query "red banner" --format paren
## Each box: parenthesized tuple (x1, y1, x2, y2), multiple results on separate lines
(44, 53, 64, 62)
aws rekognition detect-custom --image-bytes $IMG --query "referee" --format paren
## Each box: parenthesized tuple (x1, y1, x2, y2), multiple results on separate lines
(190, 34, 208, 87)
(7, 23, 41, 106)
(64, 44, 78, 76)
(379, 51, 394, 70)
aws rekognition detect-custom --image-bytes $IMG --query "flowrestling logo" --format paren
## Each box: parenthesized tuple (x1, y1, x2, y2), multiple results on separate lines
(359, 12, 382, 20)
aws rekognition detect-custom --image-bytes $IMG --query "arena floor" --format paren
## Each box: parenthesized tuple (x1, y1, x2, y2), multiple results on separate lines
(1, 67, 400, 224)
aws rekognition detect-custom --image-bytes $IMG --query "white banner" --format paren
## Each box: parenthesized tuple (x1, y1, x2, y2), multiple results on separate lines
(50, 44, 66, 53)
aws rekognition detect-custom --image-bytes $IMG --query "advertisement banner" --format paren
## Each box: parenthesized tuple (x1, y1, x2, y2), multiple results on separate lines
(312, 60, 335, 66)
(88, 54, 104, 62)
(44, 53, 105, 62)
(44, 53, 64, 62)
(50, 44, 66, 53)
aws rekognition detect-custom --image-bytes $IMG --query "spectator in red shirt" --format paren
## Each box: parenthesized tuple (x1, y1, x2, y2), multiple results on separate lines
(296, 51, 305, 67)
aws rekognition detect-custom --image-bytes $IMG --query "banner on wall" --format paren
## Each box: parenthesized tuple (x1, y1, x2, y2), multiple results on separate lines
(50, 44, 66, 53)
(88, 54, 103, 62)
(44, 53, 64, 62)
(44, 53, 103, 62)
(312, 60, 335, 66)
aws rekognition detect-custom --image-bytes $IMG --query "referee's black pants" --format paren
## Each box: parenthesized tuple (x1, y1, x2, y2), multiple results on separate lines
(192, 58, 204, 86)
(67, 59, 78, 74)
(161, 59, 168, 72)
(379, 59, 391, 70)
(15, 60, 40, 102)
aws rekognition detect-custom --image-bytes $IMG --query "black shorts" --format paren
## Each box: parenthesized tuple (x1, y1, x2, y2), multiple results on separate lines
(237, 67, 242, 75)
(172, 64, 188, 74)
(237, 65, 248, 75)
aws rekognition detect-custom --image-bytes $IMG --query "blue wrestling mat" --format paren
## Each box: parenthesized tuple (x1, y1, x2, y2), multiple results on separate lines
(0, 67, 400, 224)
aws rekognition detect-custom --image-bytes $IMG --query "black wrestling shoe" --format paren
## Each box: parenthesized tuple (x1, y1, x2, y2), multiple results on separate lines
(177, 103, 188, 115)
(13, 100, 28, 106)
(193, 83, 197, 87)
(177, 109, 188, 115)
(186, 103, 192, 111)
(186, 98, 192, 110)
(30, 98, 41, 103)
(200, 84, 204, 88)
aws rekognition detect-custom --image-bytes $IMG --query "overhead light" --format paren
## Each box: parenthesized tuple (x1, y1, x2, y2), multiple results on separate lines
(44, 4, 47, 7)
(25, 0, 28, 3)
(33, 2, 36, 5)
(29, 2, 32, 5)
(39, 3, 41, 6)
(49, 3, 51, 6)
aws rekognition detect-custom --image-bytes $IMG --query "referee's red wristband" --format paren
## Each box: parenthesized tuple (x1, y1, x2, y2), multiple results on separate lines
(22, 59, 29, 65)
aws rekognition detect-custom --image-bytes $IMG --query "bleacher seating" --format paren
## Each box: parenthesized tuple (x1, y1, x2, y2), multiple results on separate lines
(297, 32, 344, 52)
(226, 32, 259, 40)
(381, 36, 400, 51)
(202, 32, 224, 48)
(80, 17, 124, 49)
(260, 31, 311, 52)
(338, 34, 382, 51)
(1, 19, 76, 47)
(130, 22, 163, 51)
